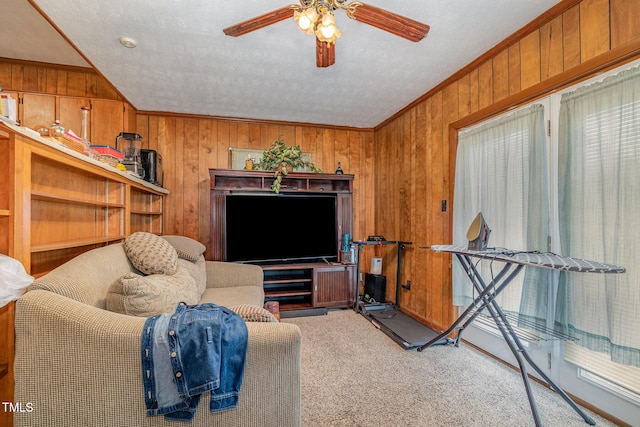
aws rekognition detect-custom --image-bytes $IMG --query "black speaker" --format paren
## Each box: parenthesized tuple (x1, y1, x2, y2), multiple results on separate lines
(364, 273, 386, 303)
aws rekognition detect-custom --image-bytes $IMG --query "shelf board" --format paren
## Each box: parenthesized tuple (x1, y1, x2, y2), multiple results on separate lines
(130, 210, 163, 215)
(265, 290, 312, 298)
(0, 209, 9, 217)
(32, 190, 125, 208)
(31, 235, 125, 253)
(264, 278, 313, 285)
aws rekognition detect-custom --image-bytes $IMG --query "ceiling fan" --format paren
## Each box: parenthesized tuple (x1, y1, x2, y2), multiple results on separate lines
(223, 0, 429, 67)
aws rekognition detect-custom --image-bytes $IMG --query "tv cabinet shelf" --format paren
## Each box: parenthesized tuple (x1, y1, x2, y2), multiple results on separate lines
(210, 169, 353, 193)
(263, 265, 315, 309)
(210, 168, 356, 312)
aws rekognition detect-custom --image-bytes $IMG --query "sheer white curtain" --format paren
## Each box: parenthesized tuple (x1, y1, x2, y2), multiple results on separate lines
(556, 66, 640, 367)
(453, 105, 549, 322)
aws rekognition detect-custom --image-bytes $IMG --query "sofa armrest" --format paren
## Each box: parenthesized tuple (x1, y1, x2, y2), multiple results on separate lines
(205, 261, 263, 289)
(14, 290, 301, 427)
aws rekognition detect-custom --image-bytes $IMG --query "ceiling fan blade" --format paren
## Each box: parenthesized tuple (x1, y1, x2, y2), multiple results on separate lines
(223, 6, 295, 37)
(351, 3, 430, 42)
(316, 38, 335, 68)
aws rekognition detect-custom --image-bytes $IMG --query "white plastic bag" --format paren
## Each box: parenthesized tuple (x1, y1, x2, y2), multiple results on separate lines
(0, 254, 34, 307)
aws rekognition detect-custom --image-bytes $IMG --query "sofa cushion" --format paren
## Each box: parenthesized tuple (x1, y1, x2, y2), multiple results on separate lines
(229, 304, 278, 322)
(161, 235, 206, 262)
(179, 256, 207, 298)
(106, 261, 200, 317)
(124, 232, 178, 276)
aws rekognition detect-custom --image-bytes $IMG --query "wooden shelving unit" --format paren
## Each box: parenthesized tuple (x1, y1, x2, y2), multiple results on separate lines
(0, 121, 168, 276)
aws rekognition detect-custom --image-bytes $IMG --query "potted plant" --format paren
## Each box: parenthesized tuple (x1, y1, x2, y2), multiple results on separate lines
(255, 140, 321, 193)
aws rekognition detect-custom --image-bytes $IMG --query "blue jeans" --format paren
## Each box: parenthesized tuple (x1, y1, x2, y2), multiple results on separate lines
(141, 302, 248, 422)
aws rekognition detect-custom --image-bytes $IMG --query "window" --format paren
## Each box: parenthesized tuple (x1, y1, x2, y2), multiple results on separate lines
(453, 104, 550, 326)
(555, 65, 640, 396)
(454, 61, 640, 413)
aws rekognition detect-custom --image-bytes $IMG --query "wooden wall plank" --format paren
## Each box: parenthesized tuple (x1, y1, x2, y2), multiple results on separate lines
(198, 119, 217, 247)
(45, 68, 58, 93)
(540, 15, 565, 80)
(563, 5, 582, 69)
(182, 119, 200, 239)
(493, 49, 510, 102)
(520, 30, 542, 89)
(157, 117, 176, 233)
(0, 63, 11, 86)
(10, 64, 23, 90)
(611, 0, 640, 48)
(400, 110, 413, 302)
(580, 0, 610, 61)
(478, 60, 493, 109)
(468, 68, 479, 114)
(428, 90, 444, 327)
(414, 101, 428, 316)
(457, 73, 470, 117)
(334, 129, 350, 174)
(22, 65, 38, 92)
(508, 43, 522, 95)
(321, 128, 336, 172)
(347, 130, 361, 236)
(171, 118, 185, 235)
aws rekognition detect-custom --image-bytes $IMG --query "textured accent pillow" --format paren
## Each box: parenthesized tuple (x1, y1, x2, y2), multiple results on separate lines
(229, 304, 278, 322)
(161, 235, 206, 262)
(106, 262, 200, 317)
(124, 232, 178, 275)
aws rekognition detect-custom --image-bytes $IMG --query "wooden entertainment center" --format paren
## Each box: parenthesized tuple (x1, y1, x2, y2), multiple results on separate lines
(209, 168, 356, 311)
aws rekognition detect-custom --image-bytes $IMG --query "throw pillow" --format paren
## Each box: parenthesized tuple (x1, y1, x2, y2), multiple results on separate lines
(229, 304, 278, 322)
(124, 231, 178, 275)
(106, 262, 200, 317)
(161, 235, 206, 262)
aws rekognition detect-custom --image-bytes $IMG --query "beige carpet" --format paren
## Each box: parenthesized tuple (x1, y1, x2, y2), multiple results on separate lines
(284, 309, 618, 427)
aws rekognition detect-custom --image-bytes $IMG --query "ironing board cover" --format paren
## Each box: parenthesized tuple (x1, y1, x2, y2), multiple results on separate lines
(431, 245, 625, 274)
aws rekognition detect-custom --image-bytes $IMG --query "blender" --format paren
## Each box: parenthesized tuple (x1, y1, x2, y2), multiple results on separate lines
(115, 132, 145, 178)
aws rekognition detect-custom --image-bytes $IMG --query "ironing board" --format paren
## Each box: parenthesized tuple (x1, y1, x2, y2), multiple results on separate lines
(418, 245, 625, 426)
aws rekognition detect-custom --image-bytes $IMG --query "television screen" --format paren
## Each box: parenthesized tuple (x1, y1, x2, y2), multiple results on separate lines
(225, 194, 338, 264)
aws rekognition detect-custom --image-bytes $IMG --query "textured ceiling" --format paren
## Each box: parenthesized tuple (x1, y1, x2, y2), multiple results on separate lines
(3, 0, 560, 128)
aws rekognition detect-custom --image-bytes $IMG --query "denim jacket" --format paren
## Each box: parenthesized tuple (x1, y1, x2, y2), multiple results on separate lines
(141, 302, 248, 422)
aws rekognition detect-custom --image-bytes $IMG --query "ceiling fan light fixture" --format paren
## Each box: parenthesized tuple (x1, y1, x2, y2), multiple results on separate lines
(294, 8, 318, 33)
(222, 1, 429, 67)
(315, 11, 341, 44)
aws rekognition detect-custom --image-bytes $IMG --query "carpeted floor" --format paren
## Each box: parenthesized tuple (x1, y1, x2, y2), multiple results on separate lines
(283, 309, 618, 427)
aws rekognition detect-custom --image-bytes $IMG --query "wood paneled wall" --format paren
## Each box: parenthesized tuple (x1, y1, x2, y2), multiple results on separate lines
(134, 114, 375, 260)
(0, 58, 122, 100)
(375, 0, 640, 332)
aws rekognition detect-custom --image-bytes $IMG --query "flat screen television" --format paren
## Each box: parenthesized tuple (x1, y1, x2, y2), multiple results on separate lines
(225, 194, 338, 264)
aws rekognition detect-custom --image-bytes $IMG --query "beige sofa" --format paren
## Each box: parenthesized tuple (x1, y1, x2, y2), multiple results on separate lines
(14, 241, 302, 427)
